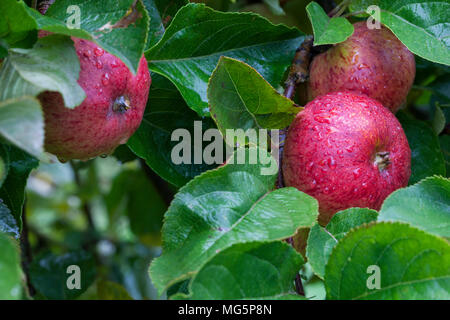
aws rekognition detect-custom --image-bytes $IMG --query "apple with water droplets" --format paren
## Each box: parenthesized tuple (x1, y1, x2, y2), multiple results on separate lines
(282, 91, 411, 225)
(308, 21, 415, 113)
(38, 35, 151, 161)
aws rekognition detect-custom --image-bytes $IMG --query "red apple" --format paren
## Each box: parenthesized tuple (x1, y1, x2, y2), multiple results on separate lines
(308, 21, 415, 113)
(282, 91, 411, 225)
(39, 37, 151, 161)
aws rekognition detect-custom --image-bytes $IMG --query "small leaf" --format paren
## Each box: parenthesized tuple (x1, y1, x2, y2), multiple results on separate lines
(379, 176, 450, 238)
(106, 169, 167, 245)
(0, 35, 85, 108)
(0, 233, 22, 299)
(146, 3, 305, 115)
(0, 0, 37, 49)
(397, 111, 446, 184)
(306, 2, 354, 46)
(208, 57, 300, 146)
(143, 0, 188, 49)
(29, 250, 96, 300)
(325, 222, 450, 300)
(0, 143, 10, 187)
(97, 280, 133, 300)
(0, 145, 38, 230)
(27, 0, 149, 74)
(0, 97, 44, 158)
(349, 0, 450, 65)
(185, 242, 305, 300)
(440, 135, 450, 177)
(306, 208, 378, 279)
(432, 104, 446, 135)
(150, 147, 319, 295)
(263, 0, 285, 16)
(0, 200, 19, 239)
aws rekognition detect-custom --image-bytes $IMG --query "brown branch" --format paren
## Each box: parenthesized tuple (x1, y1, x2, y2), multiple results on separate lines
(70, 161, 95, 231)
(279, 37, 316, 297)
(20, 199, 36, 297)
(277, 36, 315, 190)
(283, 36, 314, 100)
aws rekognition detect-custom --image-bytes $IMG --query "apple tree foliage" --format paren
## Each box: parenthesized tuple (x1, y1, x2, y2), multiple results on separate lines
(0, 0, 449, 300)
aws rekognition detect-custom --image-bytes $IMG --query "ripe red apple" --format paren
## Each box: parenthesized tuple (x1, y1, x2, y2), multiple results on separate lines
(39, 36, 151, 161)
(308, 21, 415, 113)
(282, 91, 411, 225)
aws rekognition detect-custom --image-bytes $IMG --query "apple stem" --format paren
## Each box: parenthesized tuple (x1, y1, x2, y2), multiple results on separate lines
(375, 151, 391, 171)
(283, 36, 314, 100)
(113, 95, 131, 113)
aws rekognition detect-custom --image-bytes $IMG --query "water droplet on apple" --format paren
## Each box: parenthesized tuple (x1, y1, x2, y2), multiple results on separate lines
(111, 61, 120, 68)
(94, 47, 104, 56)
(317, 131, 324, 140)
(102, 73, 110, 85)
(100, 154, 108, 158)
(83, 50, 92, 58)
(352, 167, 361, 178)
(314, 116, 331, 124)
(327, 157, 336, 169)
(96, 61, 103, 69)
(357, 63, 368, 70)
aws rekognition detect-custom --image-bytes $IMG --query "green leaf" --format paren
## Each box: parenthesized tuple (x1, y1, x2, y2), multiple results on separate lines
(146, 3, 305, 116)
(143, 0, 188, 49)
(428, 74, 450, 103)
(0, 97, 43, 158)
(0, 35, 85, 108)
(29, 250, 96, 300)
(106, 169, 166, 245)
(306, 1, 354, 46)
(27, 0, 149, 74)
(150, 147, 319, 295)
(263, 0, 285, 16)
(325, 222, 450, 300)
(0, 145, 38, 230)
(184, 242, 305, 299)
(0, 200, 19, 239)
(0, 233, 22, 299)
(208, 57, 300, 146)
(432, 104, 446, 135)
(0, 157, 4, 187)
(440, 135, 450, 177)
(0, 0, 37, 49)
(379, 176, 450, 238)
(306, 208, 378, 279)
(97, 280, 133, 300)
(397, 111, 446, 184)
(349, 0, 450, 65)
(127, 74, 220, 187)
(0, 144, 10, 187)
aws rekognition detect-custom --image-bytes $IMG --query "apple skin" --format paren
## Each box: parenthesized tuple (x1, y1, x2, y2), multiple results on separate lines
(308, 21, 415, 113)
(39, 37, 151, 161)
(282, 91, 411, 225)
